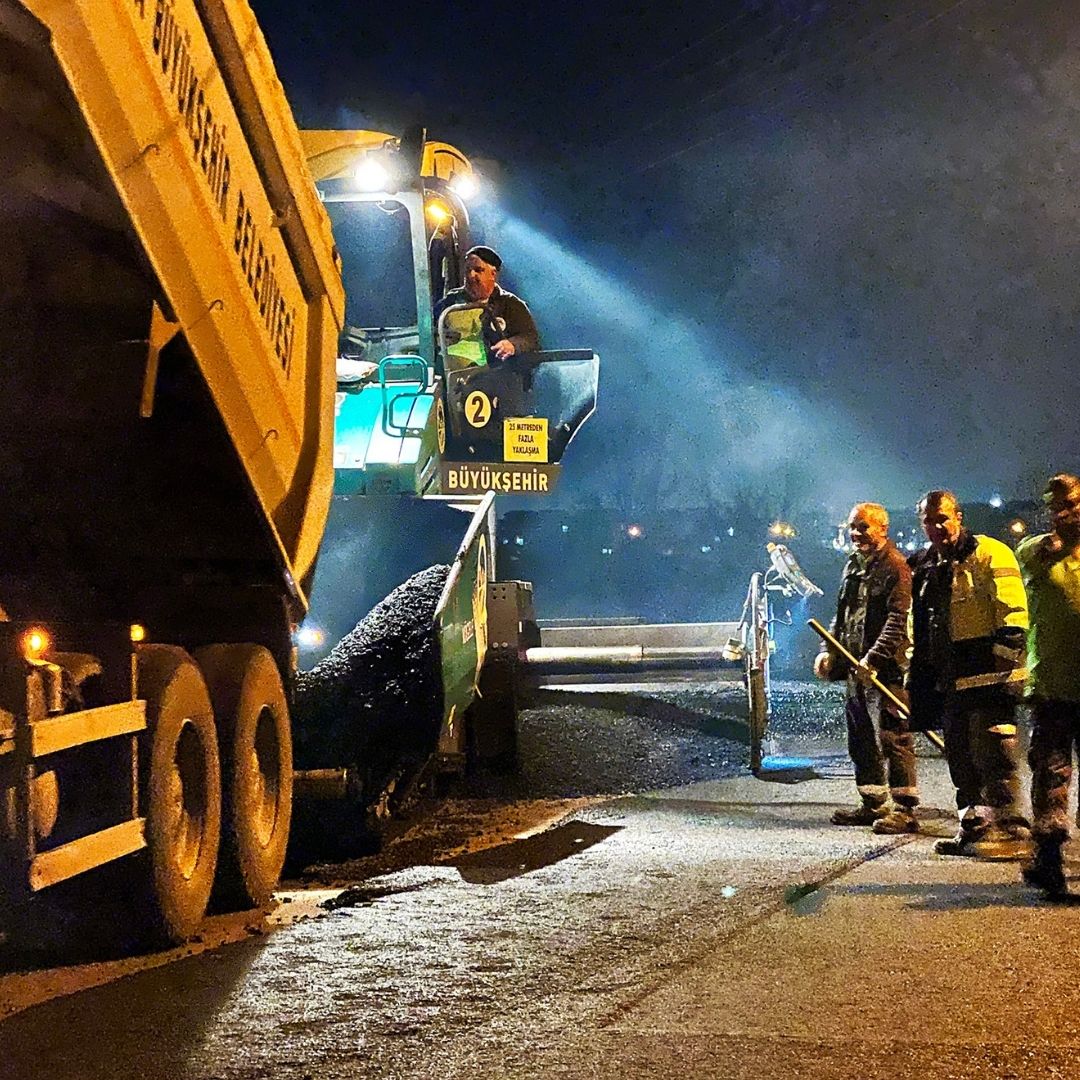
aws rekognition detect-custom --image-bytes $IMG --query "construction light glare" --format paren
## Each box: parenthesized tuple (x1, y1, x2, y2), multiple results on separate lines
(1008, 518, 1027, 537)
(296, 625, 325, 649)
(354, 157, 390, 193)
(129, 623, 147, 643)
(448, 171, 479, 201)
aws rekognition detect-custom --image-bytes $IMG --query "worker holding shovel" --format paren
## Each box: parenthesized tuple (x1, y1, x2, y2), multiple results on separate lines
(813, 503, 920, 834)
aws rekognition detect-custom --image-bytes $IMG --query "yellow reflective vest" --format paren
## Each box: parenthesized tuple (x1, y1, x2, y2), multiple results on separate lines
(910, 532, 1028, 697)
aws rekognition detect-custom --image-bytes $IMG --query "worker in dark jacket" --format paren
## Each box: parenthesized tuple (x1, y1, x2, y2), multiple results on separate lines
(909, 490, 1030, 857)
(1018, 473, 1080, 897)
(434, 245, 539, 370)
(815, 503, 919, 833)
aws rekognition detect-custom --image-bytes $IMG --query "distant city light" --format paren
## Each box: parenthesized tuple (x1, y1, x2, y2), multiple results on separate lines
(727, 526, 735, 537)
(1008, 518, 1028, 537)
(601, 546, 613, 556)
(561, 524, 570, 533)
(989, 494, 1003, 508)
(627, 524, 643, 538)
(905, 541, 918, 552)
(514, 535, 525, 546)
(700, 544, 712, 553)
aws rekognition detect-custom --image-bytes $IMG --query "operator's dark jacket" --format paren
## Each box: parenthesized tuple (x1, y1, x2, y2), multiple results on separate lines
(434, 283, 540, 359)
(830, 540, 912, 688)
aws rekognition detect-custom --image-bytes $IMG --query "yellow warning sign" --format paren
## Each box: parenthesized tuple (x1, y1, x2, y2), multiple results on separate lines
(504, 417, 549, 462)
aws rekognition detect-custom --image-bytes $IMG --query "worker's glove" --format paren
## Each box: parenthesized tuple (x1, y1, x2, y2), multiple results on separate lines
(813, 651, 834, 680)
(853, 658, 878, 687)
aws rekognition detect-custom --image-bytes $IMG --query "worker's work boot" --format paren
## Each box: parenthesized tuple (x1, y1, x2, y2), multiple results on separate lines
(872, 807, 919, 835)
(933, 808, 988, 856)
(1021, 841, 1067, 898)
(972, 819, 1033, 861)
(831, 804, 887, 827)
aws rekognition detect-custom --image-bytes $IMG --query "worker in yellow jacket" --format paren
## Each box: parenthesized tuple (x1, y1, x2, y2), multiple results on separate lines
(1018, 473, 1080, 897)
(908, 490, 1030, 856)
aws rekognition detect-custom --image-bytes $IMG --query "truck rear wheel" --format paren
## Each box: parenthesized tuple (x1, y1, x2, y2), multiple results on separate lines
(195, 644, 292, 909)
(137, 645, 221, 942)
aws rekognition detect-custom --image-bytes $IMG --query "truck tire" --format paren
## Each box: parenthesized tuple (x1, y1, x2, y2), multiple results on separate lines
(466, 657, 519, 772)
(136, 645, 221, 943)
(195, 644, 292, 909)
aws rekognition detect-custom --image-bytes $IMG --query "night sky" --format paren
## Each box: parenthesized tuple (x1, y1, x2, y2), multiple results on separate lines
(251, 0, 1080, 519)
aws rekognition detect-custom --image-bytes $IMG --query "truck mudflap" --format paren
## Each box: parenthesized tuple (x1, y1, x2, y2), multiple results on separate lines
(433, 492, 495, 767)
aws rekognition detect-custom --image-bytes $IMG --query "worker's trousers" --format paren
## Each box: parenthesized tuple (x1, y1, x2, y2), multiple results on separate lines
(1028, 698, 1080, 843)
(942, 694, 1026, 827)
(846, 682, 918, 809)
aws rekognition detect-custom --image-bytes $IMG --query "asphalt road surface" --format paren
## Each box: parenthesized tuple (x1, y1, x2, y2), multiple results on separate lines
(0, 678, 999, 1079)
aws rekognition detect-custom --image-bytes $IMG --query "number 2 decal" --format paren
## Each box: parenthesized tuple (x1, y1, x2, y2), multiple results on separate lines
(465, 390, 492, 428)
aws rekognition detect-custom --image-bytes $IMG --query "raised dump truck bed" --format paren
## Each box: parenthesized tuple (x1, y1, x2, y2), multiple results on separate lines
(0, 0, 342, 942)
(0, 0, 342, 639)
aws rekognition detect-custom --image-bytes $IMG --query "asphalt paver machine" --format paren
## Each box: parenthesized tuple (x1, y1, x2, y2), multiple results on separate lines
(295, 129, 600, 780)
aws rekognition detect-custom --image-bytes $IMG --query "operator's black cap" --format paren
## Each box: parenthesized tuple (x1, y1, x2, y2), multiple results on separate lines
(465, 245, 502, 270)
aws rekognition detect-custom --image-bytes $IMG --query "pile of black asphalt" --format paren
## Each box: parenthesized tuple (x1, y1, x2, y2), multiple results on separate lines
(288, 564, 451, 861)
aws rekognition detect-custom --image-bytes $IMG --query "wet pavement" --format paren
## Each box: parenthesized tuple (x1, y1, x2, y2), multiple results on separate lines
(1, 679, 1076, 1078)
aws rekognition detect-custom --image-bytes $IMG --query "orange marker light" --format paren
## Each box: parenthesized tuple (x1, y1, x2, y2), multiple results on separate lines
(425, 198, 451, 225)
(22, 628, 51, 660)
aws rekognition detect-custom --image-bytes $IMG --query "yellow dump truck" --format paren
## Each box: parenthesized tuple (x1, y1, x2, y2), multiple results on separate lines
(0, 0, 342, 941)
